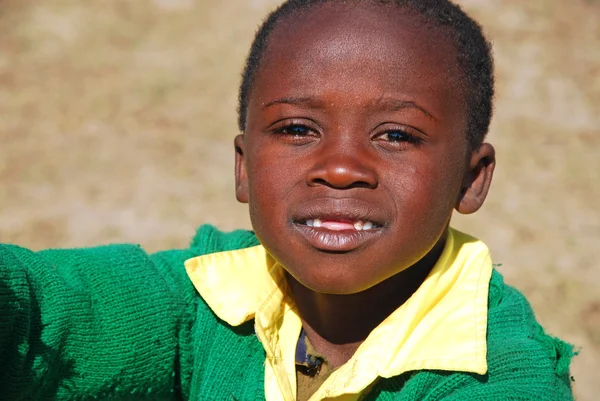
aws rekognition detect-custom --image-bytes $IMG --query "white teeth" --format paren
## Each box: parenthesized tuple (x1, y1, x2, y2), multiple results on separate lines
(354, 221, 374, 231)
(304, 219, 375, 230)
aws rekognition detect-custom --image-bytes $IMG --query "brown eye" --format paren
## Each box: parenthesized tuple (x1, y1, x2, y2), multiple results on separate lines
(377, 129, 420, 144)
(276, 124, 311, 137)
(271, 121, 319, 145)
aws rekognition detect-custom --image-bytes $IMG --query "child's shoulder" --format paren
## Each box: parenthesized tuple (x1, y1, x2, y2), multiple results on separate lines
(484, 269, 575, 398)
(1, 224, 259, 276)
(369, 269, 575, 400)
(188, 224, 260, 254)
(487, 268, 569, 357)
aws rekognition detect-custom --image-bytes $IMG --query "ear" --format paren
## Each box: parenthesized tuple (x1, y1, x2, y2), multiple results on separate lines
(234, 134, 249, 203)
(455, 143, 496, 215)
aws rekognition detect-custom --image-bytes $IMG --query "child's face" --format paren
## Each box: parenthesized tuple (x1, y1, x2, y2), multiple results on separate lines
(235, 3, 490, 294)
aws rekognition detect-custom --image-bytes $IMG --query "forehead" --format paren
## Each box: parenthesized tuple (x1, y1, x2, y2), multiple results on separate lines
(251, 3, 464, 108)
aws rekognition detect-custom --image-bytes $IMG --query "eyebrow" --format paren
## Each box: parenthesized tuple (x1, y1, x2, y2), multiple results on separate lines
(373, 98, 436, 121)
(262, 97, 327, 110)
(262, 96, 435, 120)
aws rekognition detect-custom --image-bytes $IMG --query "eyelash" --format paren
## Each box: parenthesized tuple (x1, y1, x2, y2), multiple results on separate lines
(374, 129, 422, 146)
(271, 122, 423, 148)
(271, 122, 319, 146)
(273, 123, 313, 137)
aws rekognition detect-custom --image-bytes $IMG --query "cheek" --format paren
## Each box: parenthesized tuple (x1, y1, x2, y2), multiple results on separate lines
(245, 148, 298, 229)
(390, 157, 461, 221)
(247, 153, 289, 200)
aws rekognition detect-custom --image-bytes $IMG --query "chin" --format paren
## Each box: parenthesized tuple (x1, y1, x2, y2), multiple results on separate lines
(290, 269, 375, 295)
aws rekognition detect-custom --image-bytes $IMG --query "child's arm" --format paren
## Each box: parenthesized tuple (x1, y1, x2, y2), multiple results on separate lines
(0, 243, 197, 400)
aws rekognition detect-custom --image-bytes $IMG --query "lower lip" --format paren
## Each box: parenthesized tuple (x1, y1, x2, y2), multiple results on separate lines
(292, 223, 382, 252)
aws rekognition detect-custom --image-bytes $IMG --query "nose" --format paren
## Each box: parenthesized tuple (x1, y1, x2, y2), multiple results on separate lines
(306, 148, 378, 190)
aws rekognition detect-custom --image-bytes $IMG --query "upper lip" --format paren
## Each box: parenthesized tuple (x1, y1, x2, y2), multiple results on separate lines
(291, 198, 389, 227)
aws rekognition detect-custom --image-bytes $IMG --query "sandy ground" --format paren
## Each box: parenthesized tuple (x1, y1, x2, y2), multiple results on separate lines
(1, 0, 598, 399)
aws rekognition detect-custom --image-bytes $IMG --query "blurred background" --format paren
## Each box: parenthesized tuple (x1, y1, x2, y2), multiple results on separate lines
(0, 0, 598, 399)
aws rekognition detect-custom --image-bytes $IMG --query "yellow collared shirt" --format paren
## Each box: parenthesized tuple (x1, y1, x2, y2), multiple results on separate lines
(185, 228, 492, 401)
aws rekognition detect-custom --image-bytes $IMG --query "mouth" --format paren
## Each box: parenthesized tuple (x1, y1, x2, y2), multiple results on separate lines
(292, 215, 384, 252)
(303, 218, 379, 231)
(289, 198, 389, 252)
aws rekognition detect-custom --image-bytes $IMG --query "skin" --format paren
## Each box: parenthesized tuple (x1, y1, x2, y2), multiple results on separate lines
(234, 3, 495, 368)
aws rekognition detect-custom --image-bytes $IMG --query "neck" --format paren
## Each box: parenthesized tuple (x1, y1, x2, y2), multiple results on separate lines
(287, 239, 445, 368)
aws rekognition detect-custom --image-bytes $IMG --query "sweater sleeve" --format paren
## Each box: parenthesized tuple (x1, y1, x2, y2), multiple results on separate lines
(0, 243, 197, 400)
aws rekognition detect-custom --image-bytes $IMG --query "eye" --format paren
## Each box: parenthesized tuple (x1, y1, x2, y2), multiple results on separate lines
(381, 130, 412, 142)
(375, 129, 421, 145)
(276, 124, 311, 137)
(270, 121, 319, 145)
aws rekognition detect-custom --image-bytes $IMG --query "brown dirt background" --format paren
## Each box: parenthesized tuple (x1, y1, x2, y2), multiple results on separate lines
(0, 0, 598, 398)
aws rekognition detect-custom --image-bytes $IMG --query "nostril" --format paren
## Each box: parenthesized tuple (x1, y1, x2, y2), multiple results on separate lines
(352, 181, 376, 189)
(309, 177, 377, 189)
(306, 155, 378, 189)
(310, 178, 329, 187)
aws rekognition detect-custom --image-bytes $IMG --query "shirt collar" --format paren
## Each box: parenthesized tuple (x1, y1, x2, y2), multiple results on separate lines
(185, 227, 493, 401)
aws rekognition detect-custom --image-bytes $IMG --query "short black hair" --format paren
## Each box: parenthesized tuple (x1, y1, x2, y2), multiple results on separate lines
(238, 0, 494, 149)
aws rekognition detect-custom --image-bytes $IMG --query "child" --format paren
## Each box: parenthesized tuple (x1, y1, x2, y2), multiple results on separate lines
(0, 0, 575, 400)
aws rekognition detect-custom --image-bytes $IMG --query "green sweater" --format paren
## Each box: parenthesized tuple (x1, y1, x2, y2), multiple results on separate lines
(0, 225, 575, 400)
